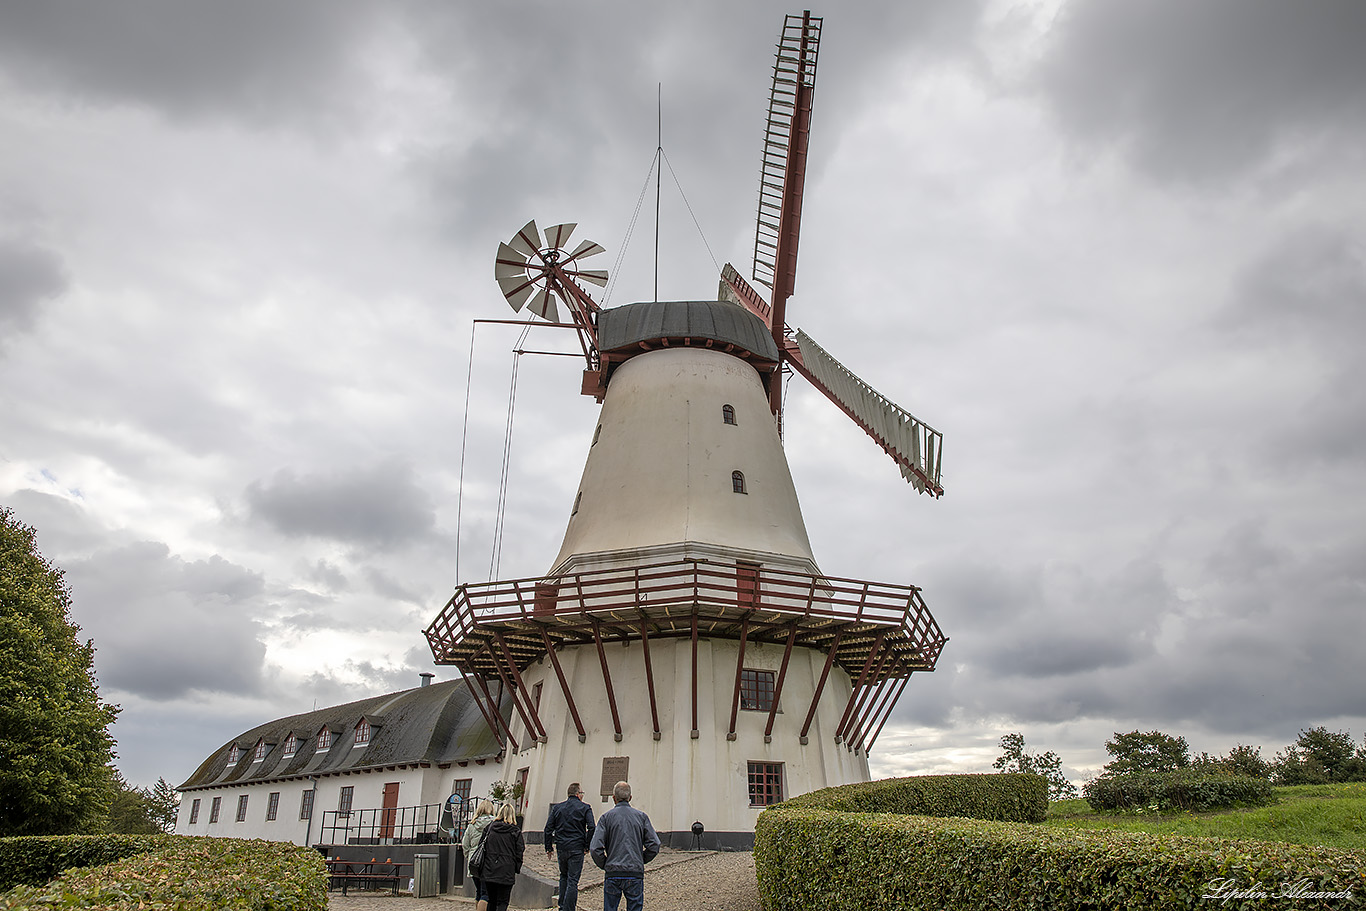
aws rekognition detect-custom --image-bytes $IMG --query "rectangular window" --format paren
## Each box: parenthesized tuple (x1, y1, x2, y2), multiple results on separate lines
(338, 785, 354, 816)
(740, 668, 775, 712)
(748, 761, 784, 807)
(532, 681, 543, 709)
(188, 798, 201, 824)
(266, 791, 280, 821)
(236, 794, 249, 822)
(299, 789, 315, 820)
(209, 796, 222, 823)
(452, 778, 472, 804)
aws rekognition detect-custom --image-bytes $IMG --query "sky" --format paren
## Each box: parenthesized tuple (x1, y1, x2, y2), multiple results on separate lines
(2, 0, 1364, 792)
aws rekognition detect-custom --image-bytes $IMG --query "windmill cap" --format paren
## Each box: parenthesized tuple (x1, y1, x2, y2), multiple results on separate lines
(597, 300, 779, 362)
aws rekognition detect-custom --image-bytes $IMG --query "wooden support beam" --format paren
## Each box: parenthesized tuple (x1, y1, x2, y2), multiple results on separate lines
(690, 609, 699, 738)
(457, 666, 505, 749)
(842, 645, 896, 748)
(726, 616, 752, 741)
(493, 630, 547, 742)
(864, 674, 912, 755)
(538, 627, 586, 742)
(466, 666, 518, 752)
(763, 624, 799, 741)
(799, 629, 843, 743)
(846, 673, 893, 754)
(851, 676, 900, 755)
(638, 618, 661, 741)
(591, 621, 623, 741)
(485, 642, 537, 745)
(835, 631, 887, 742)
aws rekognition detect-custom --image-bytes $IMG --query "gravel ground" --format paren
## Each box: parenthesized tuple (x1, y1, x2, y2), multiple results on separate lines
(327, 848, 761, 911)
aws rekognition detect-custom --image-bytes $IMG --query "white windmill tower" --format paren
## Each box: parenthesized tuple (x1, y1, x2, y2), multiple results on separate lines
(426, 12, 946, 848)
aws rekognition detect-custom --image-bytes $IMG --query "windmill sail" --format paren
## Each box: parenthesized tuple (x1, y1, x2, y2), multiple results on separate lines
(789, 330, 944, 496)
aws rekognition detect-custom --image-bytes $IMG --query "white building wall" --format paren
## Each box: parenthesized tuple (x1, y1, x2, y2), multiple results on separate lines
(502, 636, 870, 840)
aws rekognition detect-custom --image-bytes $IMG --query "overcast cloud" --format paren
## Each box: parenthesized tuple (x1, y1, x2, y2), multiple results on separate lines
(2, 0, 1362, 790)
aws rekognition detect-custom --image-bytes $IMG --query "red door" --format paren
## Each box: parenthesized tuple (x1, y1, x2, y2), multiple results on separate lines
(737, 562, 760, 609)
(379, 782, 400, 839)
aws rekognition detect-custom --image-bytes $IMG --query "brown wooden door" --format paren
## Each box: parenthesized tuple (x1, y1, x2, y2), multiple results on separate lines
(737, 562, 760, 609)
(379, 782, 400, 839)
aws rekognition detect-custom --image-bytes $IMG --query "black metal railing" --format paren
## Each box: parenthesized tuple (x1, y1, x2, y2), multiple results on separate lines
(319, 799, 479, 846)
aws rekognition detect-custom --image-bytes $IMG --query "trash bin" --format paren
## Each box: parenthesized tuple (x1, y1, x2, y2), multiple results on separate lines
(414, 853, 440, 897)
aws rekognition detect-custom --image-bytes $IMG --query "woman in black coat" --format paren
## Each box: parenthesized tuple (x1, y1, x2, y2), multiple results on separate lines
(478, 803, 525, 911)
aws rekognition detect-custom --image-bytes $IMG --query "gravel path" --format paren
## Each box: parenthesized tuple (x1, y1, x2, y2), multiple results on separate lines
(327, 848, 761, 911)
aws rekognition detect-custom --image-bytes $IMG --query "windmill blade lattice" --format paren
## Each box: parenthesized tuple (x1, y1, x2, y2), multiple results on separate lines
(494, 220, 608, 323)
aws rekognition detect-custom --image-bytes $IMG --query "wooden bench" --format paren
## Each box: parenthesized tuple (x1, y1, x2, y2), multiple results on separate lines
(325, 859, 411, 895)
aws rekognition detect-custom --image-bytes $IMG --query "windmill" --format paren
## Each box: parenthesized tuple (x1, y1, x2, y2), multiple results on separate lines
(426, 12, 947, 849)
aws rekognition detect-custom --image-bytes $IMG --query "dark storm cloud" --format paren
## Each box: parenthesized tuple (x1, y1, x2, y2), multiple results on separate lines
(64, 541, 269, 700)
(0, 238, 66, 337)
(1037, 0, 1366, 181)
(1223, 226, 1366, 464)
(0, 1, 380, 125)
(245, 460, 436, 549)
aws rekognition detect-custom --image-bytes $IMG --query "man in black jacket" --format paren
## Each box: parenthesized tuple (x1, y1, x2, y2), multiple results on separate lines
(544, 782, 596, 911)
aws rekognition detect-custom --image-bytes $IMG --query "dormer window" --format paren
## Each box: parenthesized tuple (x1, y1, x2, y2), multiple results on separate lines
(354, 718, 371, 746)
(317, 727, 333, 751)
(723, 404, 736, 425)
(227, 744, 241, 764)
(283, 733, 298, 758)
(732, 470, 747, 494)
(253, 739, 267, 762)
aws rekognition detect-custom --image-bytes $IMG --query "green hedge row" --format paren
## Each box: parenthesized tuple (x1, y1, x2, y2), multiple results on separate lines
(1085, 770, 1276, 813)
(0, 834, 165, 891)
(780, 773, 1048, 823)
(755, 806, 1366, 911)
(0, 836, 327, 911)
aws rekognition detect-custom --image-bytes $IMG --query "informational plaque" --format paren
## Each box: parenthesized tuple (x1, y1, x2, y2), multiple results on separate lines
(600, 757, 630, 797)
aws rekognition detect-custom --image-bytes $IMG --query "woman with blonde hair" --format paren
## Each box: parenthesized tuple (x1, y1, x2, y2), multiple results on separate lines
(479, 803, 525, 911)
(462, 799, 498, 911)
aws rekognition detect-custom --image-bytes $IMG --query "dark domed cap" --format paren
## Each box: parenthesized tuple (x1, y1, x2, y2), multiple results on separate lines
(597, 300, 780, 362)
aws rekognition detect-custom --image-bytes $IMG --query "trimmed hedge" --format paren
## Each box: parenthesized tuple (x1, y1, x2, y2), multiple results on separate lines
(0, 836, 327, 910)
(0, 835, 165, 891)
(755, 807, 1366, 911)
(1084, 769, 1276, 813)
(755, 775, 1366, 910)
(780, 773, 1048, 823)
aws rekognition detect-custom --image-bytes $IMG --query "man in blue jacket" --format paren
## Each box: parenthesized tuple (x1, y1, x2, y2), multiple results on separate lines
(589, 781, 660, 911)
(544, 782, 596, 911)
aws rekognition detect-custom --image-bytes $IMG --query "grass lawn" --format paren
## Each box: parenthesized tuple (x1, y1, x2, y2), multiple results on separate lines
(1044, 782, 1366, 851)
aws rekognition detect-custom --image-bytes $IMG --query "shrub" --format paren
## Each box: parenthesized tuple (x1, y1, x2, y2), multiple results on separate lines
(755, 806, 1366, 911)
(781, 773, 1048, 823)
(1083, 769, 1275, 813)
(0, 836, 326, 911)
(0, 834, 164, 891)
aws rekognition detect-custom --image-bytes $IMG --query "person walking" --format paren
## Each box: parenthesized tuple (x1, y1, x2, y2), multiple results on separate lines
(479, 803, 526, 911)
(589, 781, 660, 911)
(462, 799, 497, 911)
(544, 782, 596, 911)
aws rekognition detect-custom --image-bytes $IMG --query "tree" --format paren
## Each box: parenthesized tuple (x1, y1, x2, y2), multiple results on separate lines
(1272, 728, 1366, 784)
(0, 507, 120, 835)
(104, 769, 159, 835)
(148, 777, 180, 833)
(993, 732, 1078, 800)
(1100, 730, 1190, 777)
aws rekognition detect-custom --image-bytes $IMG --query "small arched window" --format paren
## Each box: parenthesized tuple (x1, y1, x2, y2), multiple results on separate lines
(722, 404, 736, 425)
(732, 470, 747, 494)
(354, 718, 371, 746)
(571, 491, 582, 516)
(317, 727, 333, 751)
(227, 744, 241, 764)
(253, 739, 267, 762)
(283, 733, 298, 758)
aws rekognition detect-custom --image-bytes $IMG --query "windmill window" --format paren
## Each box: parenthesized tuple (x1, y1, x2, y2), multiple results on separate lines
(592, 424, 602, 445)
(723, 404, 736, 425)
(572, 491, 582, 516)
(354, 718, 371, 746)
(209, 796, 222, 824)
(740, 668, 776, 712)
(732, 470, 747, 494)
(748, 761, 784, 806)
